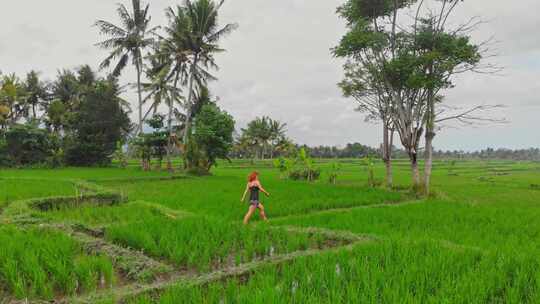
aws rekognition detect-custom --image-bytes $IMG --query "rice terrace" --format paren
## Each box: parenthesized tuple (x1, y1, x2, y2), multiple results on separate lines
(1, 0, 539, 303)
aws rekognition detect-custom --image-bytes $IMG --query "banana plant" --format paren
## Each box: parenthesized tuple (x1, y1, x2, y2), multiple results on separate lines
(362, 154, 376, 187)
(328, 162, 342, 185)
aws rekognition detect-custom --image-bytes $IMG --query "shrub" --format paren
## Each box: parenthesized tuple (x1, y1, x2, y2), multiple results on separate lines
(0, 135, 9, 167)
(289, 168, 321, 181)
(4, 123, 52, 166)
(274, 148, 320, 182)
(186, 104, 235, 173)
(328, 162, 342, 184)
(362, 155, 377, 187)
(113, 142, 128, 169)
(273, 157, 295, 179)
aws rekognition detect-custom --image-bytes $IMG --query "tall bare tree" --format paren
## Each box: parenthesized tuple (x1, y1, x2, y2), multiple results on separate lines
(334, 0, 414, 188)
(407, 1, 502, 194)
(335, 0, 501, 191)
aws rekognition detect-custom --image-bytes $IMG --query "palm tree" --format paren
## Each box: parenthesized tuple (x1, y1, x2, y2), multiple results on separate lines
(274, 136, 295, 158)
(0, 74, 26, 129)
(141, 47, 183, 171)
(240, 117, 288, 159)
(241, 117, 272, 159)
(141, 47, 182, 121)
(168, 0, 237, 147)
(159, 7, 191, 145)
(51, 69, 80, 106)
(95, 0, 157, 134)
(268, 119, 287, 158)
(23, 71, 48, 120)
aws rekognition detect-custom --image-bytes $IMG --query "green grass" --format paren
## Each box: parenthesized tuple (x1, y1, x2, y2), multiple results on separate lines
(274, 199, 540, 253)
(39, 201, 177, 227)
(0, 226, 115, 300)
(99, 168, 402, 220)
(1, 159, 540, 302)
(0, 166, 171, 181)
(105, 216, 327, 272)
(0, 178, 76, 203)
(128, 240, 540, 303)
(274, 160, 540, 254)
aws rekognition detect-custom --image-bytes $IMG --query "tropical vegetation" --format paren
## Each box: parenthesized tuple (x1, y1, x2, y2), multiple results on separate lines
(0, 0, 538, 303)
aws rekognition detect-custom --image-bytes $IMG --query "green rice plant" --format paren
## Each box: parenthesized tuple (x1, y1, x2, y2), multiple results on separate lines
(128, 240, 540, 303)
(0, 160, 539, 302)
(0, 225, 115, 300)
(0, 199, 7, 214)
(0, 167, 175, 185)
(40, 201, 169, 227)
(275, 199, 540, 253)
(101, 171, 402, 220)
(105, 216, 323, 272)
(0, 178, 75, 202)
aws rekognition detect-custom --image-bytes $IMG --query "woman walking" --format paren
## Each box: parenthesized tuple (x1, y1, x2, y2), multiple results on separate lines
(241, 171, 270, 224)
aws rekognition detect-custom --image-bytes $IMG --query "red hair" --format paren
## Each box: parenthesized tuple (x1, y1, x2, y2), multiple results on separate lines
(248, 171, 259, 182)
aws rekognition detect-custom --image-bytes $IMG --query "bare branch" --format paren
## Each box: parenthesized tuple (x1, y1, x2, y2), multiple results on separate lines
(435, 104, 508, 125)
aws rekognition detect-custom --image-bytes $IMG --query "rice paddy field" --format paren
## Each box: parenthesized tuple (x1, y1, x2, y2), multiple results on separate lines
(1, 158, 539, 303)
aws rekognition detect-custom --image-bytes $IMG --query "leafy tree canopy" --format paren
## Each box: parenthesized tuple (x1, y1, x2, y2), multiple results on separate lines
(189, 103, 235, 172)
(64, 77, 131, 166)
(337, 0, 416, 22)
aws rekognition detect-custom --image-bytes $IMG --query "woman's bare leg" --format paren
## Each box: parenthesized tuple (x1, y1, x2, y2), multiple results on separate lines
(243, 205, 257, 225)
(258, 203, 268, 221)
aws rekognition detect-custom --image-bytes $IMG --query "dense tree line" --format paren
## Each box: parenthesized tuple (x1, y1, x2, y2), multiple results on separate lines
(1, 0, 237, 172)
(431, 148, 540, 161)
(304, 143, 379, 159)
(0, 67, 131, 167)
(304, 145, 540, 161)
(230, 115, 539, 162)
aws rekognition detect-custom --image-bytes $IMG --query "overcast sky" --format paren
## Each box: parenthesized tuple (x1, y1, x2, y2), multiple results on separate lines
(1, 0, 538, 151)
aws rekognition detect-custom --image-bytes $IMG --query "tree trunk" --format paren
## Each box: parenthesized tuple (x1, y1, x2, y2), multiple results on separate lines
(412, 160, 420, 188)
(385, 159, 393, 189)
(424, 93, 436, 196)
(182, 54, 199, 169)
(135, 58, 143, 135)
(382, 124, 393, 188)
(167, 76, 180, 173)
(410, 150, 420, 189)
(424, 131, 434, 195)
(140, 101, 159, 129)
(137, 58, 144, 170)
(166, 99, 174, 172)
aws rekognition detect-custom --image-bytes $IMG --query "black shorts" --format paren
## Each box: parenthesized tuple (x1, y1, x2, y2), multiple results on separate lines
(250, 200, 260, 208)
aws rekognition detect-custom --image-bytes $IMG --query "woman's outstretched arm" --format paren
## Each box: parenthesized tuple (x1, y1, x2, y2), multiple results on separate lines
(241, 184, 249, 202)
(258, 182, 270, 197)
